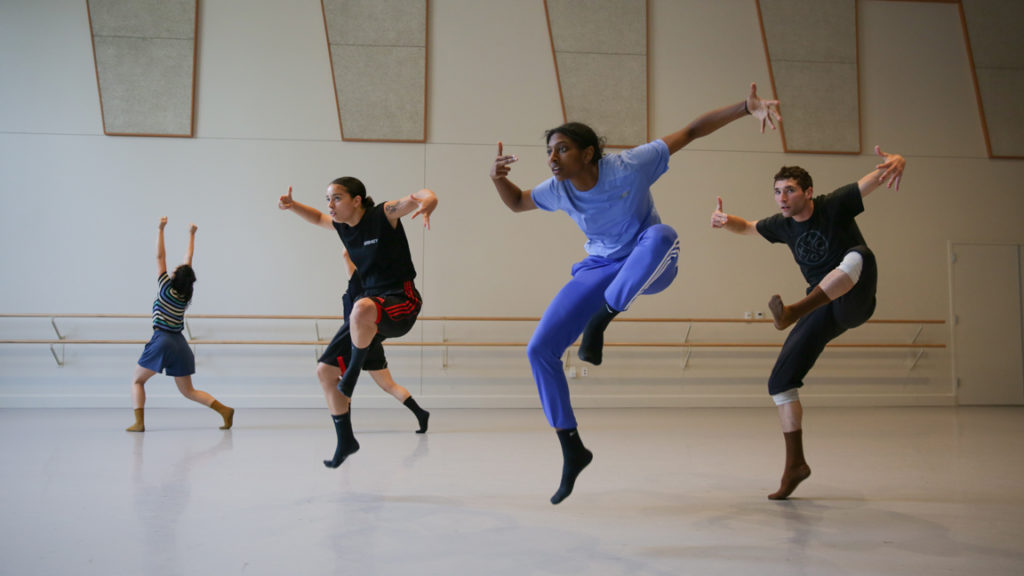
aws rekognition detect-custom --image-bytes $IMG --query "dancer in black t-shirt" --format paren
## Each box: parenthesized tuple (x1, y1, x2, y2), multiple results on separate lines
(711, 145, 905, 499)
(279, 178, 437, 468)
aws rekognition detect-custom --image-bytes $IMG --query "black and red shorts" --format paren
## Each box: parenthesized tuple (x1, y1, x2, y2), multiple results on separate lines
(366, 281, 422, 339)
(318, 322, 387, 372)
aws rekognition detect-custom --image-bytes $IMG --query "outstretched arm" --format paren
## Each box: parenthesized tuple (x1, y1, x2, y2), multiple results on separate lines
(156, 217, 168, 275)
(661, 83, 781, 154)
(710, 196, 759, 236)
(858, 145, 906, 198)
(278, 186, 334, 230)
(489, 141, 537, 213)
(384, 188, 438, 229)
(183, 223, 197, 266)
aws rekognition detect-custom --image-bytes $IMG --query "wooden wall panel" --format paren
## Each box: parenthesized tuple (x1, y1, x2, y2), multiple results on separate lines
(961, 0, 1024, 158)
(758, 0, 859, 153)
(323, 0, 427, 142)
(87, 0, 197, 137)
(546, 0, 647, 148)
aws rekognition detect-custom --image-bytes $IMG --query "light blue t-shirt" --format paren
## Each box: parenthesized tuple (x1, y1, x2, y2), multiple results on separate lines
(531, 139, 670, 259)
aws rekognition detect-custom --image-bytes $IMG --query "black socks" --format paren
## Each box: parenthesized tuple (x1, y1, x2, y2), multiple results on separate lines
(551, 428, 593, 505)
(578, 302, 619, 366)
(338, 344, 370, 397)
(403, 396, 430, 434)
(324, 411, 360, 468)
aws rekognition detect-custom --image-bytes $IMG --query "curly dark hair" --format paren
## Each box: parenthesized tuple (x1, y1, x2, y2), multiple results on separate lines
(773, 166, 813, 191)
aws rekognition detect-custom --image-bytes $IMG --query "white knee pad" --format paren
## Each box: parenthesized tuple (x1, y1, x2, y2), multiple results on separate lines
(772, 389, 800, 406)
(837, 251, 863, 284)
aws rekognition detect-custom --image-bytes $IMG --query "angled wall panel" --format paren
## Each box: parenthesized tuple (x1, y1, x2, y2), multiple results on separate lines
(322, 0, 427, 142)
(961, 0, 1024, 158)
(87, 0, 197, 137)
(758, 0, 859, 154)
(545, 0, 647, 148)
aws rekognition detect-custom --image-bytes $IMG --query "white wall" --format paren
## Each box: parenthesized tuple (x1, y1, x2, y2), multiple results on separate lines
(2, 0, 1021, 408)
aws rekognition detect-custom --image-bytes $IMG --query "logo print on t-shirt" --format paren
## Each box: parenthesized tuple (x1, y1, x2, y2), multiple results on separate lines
(794, 230, 828, 264)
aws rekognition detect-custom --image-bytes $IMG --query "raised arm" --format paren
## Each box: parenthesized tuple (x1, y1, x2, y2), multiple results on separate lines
(489, 141, 537, 213)
(661, 83, 781, 154)
(711, 196, 759, 236)
(278, 186, 334, 229)
(183, 223, 197, 266)
(383, 188, 439, 229)
(858, 145, 906, 198)
(156, 217, 168, 275)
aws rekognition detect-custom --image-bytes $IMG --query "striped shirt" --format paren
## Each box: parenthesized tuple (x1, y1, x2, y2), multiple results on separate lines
(152, 272, 189, 332)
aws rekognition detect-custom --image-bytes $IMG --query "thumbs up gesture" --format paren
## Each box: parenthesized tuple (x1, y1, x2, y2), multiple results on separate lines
(711, 196, 729, 229)
(278, 186, 295, 211)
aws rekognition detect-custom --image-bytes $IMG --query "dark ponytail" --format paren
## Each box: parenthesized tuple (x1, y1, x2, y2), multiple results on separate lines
(330, 176, 374, 208)
(171, 264, 196, 302)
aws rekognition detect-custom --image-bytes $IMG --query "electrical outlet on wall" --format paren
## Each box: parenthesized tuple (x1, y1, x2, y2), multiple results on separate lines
(581, 367, 589, 377)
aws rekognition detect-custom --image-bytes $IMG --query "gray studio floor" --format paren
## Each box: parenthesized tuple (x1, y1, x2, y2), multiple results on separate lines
(2, 405, 1023, 576)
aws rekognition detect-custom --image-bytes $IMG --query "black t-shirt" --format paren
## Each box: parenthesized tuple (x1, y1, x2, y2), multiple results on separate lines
(333, 204, 417, 296)
(756, 183, 866, 287)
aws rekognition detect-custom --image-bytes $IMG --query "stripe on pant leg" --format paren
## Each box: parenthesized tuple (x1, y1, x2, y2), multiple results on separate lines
(623, 238, 680, 310)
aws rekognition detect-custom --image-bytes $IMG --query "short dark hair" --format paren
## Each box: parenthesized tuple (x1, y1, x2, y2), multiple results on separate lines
(773, 166, 813, 191)
(171, 264, 196, 302)
(544, 122, 604, 165)
(330, 176, 374, 208)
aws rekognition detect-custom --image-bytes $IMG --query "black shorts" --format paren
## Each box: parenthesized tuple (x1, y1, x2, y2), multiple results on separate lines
(318, 321, 387, 372)
(767, 246, 877, 395)
(365, 281, 422, 339)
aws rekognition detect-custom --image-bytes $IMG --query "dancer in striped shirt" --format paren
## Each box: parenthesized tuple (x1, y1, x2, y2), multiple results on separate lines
(126, 218, 234, 432)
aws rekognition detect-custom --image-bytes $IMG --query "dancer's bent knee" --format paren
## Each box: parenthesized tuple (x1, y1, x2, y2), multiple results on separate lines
(837, 251, 863, 284)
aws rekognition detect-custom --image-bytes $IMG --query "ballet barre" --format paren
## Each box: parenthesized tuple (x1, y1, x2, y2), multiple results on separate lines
(0, 313, 945, 368)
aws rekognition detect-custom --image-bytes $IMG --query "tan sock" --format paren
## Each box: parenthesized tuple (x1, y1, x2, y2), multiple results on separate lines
(211, 400, 234, 430)
(126, 408, 145, 432)
(769, 286, 831, 330)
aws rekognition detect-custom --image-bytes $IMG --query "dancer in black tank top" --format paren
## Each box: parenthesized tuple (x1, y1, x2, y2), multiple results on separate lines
(279, 177, 437, 468)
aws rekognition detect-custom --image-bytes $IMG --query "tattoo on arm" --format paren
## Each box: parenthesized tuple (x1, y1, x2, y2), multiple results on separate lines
(385, 197, 412, 216)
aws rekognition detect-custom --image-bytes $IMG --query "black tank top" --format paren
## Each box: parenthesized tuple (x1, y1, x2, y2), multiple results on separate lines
(333, 204, 416, 296)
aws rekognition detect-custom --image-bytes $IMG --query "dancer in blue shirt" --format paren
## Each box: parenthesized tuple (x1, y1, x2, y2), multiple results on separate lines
(489, 84, 781, 504)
